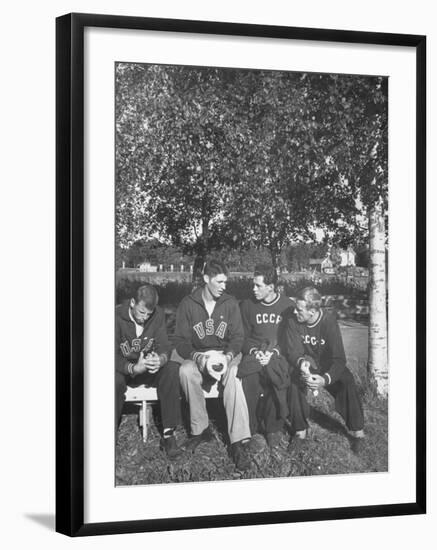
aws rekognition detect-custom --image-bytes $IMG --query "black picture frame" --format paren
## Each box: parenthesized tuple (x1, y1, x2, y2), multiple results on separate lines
(56, 12, 426, 537)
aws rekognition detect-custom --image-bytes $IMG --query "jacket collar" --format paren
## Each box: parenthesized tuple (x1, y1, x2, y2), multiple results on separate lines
(189, 285, 232, 307)
(118, 300, 157, 324)
(307, 309, 323, 328)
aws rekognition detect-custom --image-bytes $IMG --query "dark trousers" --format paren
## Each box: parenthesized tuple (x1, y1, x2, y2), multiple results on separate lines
(115, 361, 182, 433)
(288, 367, 364, 432)
(242, 373, 284, 435)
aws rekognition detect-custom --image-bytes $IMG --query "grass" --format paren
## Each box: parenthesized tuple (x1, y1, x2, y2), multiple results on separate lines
(116, 322, 387, 485)
(116, 380, 387, 485)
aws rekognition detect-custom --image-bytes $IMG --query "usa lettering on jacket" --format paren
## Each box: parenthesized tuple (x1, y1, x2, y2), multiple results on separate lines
(255, 313, 282, 325)
(119, 337, 155, 356)
(193, 319, 227, 339)
(301, 334, 326, 346)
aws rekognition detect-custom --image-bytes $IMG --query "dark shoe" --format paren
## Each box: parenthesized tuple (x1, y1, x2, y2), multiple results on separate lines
(161, 435, 183, 459)
(243, 433, 266, 454)
(350, 436, 365, 455)
(266, 431, 283, 449)
(288, 435, 307, 453)
(230, 441, 251, 471)
(182, 426, 214, 453)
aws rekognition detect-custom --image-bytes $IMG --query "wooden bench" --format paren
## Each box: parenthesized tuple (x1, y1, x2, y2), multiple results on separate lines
(125, 383, 220, 442)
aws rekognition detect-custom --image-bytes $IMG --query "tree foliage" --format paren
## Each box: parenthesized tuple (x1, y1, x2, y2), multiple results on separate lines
(116, 64, 387, 271)
(285, 243, 329, 271)
(116, 65, 251, 258)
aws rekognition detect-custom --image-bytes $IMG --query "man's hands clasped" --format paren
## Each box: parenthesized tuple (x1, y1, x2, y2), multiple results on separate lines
(305, 373, 325, 391)
(254, 349, 273, 366)
(133, 351, 162, 376)
(299, 358, 325, 395)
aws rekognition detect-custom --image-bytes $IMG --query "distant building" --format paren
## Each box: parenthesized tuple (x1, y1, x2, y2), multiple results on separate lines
(309, 257, 334, 274)
(339, 247, 356, 267)
(137, 261, 157, 272)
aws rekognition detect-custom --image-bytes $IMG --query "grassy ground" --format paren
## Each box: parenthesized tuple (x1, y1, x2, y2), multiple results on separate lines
(116, 321, 387, 485)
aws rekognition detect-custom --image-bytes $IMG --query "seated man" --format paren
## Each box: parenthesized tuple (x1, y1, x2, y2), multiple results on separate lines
(115, 284, 183, 459)
(281, 286, 365, 453)
(239, 264, 294, 449)
(173, 259, 254, 470)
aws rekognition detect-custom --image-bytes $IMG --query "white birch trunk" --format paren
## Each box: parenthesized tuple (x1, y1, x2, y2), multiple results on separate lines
(368, 200, 388, 396)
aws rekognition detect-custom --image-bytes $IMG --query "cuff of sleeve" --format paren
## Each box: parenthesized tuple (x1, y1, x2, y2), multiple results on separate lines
(272, 348, 280, 356)
(192, 352, 205, 370)
(323, 373, 331, 386)
(249, 348, 258, 355)
(127, 362, 136, 377)
(296, 357, 306, 368)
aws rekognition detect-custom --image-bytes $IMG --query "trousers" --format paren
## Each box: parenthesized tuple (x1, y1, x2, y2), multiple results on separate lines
(288, 367, 365, 432)
(179, 353, 251, 444)
(242, 373, 285, 435)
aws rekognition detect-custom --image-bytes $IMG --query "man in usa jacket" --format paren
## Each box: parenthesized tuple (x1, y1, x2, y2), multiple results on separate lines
(115, 284, 183, 458)
(173, 259, 255, 470)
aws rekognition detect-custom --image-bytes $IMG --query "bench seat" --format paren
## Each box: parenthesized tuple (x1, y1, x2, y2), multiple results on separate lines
(124, 383, 220, 441)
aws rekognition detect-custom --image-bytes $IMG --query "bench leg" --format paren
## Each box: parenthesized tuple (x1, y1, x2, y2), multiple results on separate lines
(141, 400, 148, 442)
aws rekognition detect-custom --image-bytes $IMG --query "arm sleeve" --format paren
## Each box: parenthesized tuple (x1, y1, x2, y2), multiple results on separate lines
(323, 316, 346, 384)
(224, 300, 244, 357)
(279, 315, 306, 372)
(115, 318, 134, 376)
(240, 300, 260, 355)
(273, 302, 294, 356)
(173, 300, 196, 360)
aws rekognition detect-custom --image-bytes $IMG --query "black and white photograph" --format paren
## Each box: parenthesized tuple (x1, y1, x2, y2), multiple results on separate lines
(1, 0, 432, 545)
(114, 62, 389, 485)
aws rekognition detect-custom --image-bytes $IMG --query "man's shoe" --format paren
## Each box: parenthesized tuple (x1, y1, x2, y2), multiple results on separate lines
(242, 433, 266, 454)
(266, 431, 283, 449)
(161, 435, 183, 459)
(288, 435, 307, 453)
(182, 426, 214, 453)
(350, 436, 365, 455)
(230, 441, 251, 471)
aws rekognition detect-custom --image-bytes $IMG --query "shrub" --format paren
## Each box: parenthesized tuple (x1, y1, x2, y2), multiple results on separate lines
(280, 277, 367, 299)
(116, 276, 366, 306)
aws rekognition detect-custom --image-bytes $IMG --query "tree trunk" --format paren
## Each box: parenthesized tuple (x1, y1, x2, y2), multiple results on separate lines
(269, 242, 282, 273)
(367, 200, 388, 396)
(192, 255, 205, 286)
(192, 217, 209, 288)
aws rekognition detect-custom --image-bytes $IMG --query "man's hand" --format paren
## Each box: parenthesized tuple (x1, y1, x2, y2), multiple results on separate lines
(305, 374, 326, 391)
(132, 351, 161, 376)
(132, 351, 148, 376)
(143, 352, 161, 374)
(255, 350, 273, 366)
(196, 353, 208, 371)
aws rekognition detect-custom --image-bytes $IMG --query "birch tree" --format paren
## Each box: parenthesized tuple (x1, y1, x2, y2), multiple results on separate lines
(300, 74, 388, 395)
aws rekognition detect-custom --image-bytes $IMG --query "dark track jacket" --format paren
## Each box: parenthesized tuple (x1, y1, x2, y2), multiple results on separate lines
(240, 293, 294, 356)
(115, 302, 171, 376)
(280, 309, 347, 385)
(173, 287, 244, 361)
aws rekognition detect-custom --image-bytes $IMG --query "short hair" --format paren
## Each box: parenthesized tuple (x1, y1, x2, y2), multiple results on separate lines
(133, 284, 158, 310)
(296, 286, 322, 311)
(203, 259, 228, 278)
(254, 263, 277, 288)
